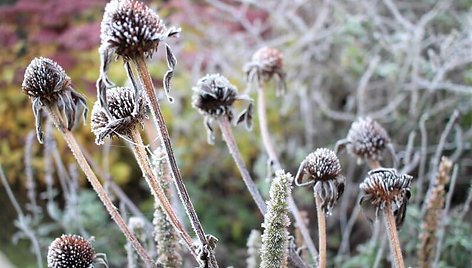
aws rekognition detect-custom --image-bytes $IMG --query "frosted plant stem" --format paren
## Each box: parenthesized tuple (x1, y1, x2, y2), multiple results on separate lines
(315, 195, 327, 268)
(257, 85, 318, 261)
(131, 55, 220, 268)
(218, 116, 267, 214)
(368, 159, 381, 169)
(46, 107, 156, 268)
(128, 127, 197, 259)
(383, 204, 405, 268)
(0, 165, 43, 268)
(218, 116, 308, 268)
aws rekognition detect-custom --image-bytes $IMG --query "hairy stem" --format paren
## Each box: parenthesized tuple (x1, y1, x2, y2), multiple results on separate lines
(218, 116, 267, 214)
(257, 85, 319, 261)
(383, 204, 405, 268)
(315, 195, 327, 268)
(132, 55, 218, 267)
(46, 107, 155, 268)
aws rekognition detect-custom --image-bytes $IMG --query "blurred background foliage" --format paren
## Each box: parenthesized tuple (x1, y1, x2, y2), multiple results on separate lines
(1, 0, 472, 267)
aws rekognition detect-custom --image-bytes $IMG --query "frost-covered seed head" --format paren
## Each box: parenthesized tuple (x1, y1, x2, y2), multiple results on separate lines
(101, 0, 167, 59)
(22, 57, 88, 143)
(296, 148, 345, 213)
(91, 86, 147, 144)
(22, 57, 71, 102)
(47, 234, 95, 268)
(250, 47, 283, 80)
(305, 148, 342, 181)
(360, 168, 412, 227)
(346, 118, 391, 161)
(192, 73, 238, 119)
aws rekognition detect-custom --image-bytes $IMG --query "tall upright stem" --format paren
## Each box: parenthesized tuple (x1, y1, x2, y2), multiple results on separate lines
(315, 195, 327, 268)
(257, 85, 319, 260)
(128, 127, 195, 258)
(132, 55, 218, 267)
(218, 116, 308, 268)
(218, 116, 267, 214)
(383, 204, 405, 268)
(46, 107, 155, 268)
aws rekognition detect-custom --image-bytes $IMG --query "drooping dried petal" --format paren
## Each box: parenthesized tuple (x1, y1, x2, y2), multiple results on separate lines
(47, 234, 95, 268)
(360, 168, 412, 227)
(91, 86, 147, 144)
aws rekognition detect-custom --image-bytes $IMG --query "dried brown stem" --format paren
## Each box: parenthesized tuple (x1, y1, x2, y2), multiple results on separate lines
(218, 116, 308, 268)
(46, 107, 156, 268)
(132, 55, 218, 267)
(257, 85, 318, 260)
(315, 195, 327, 268)
(128, 127, 196, 258)
(383, 204, 405, 268)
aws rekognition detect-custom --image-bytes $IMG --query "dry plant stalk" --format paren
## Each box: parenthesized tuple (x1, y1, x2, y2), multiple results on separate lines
(417, 157, 452, 268)
(22, 57, 155, 267)
(246, 229, 262, 268)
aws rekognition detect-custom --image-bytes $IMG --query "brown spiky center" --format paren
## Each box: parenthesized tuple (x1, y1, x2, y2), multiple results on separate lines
(305, 148, 342, 181)
(47, 234, 95, 268)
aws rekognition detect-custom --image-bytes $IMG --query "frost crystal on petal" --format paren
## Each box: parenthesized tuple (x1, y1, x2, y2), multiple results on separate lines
(47, 234, 95, 268)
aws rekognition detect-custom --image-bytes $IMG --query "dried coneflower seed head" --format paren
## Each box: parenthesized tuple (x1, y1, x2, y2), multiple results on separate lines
(22, 57, 87, 143)
(91, 86, 147, 144)
(192, 73, 253, 144)
(360, 168, 412, 227)
(244, 47, 286, 95)
(101, 0, 167, 59)
(47, 234, 95, 268)
(296, 148, 345, 213)
(337, 118, 393, 163)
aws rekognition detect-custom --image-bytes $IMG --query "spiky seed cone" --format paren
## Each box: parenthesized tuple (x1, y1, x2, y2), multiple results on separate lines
(192, 73, 239, 119)
(91, 86, 147, 144)
(250, 47, 284, 80)
(360, 168, 412, 227)
(22, 57, 87, 143)
(22, 57, 71, 102)
(101, 0, 167, 59)
(346, 118, 391, 161)
(47, 234, 95, 268)
(301, 148, 345, 213)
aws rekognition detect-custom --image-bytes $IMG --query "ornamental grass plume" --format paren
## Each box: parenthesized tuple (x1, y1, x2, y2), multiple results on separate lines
(22, 57, 154, 267)
(47, 234, 107, 268)
(260, 170, 292, 268)
(336, 118, 396, 168)
(152, 149, 182, 268)
(360, 168, 413, 268)
(244, 47, 286, 96)
(295, 148, 345, 268)
(417, 157, 452, 268)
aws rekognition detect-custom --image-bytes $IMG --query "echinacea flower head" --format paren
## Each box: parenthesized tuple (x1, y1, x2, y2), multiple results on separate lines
(244, 47, 286, 95)
(360, 168, 412, 227)
(98, 0, 180, 104)
(192, 73, 253, 144)
(336, 118, 395, 164)
(22, 57, 87, 143)
(295, 148, 345, 213)
(100, 0, 178, 60)
(91, 86, 148, 145)
(47, 234, 95, 268)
